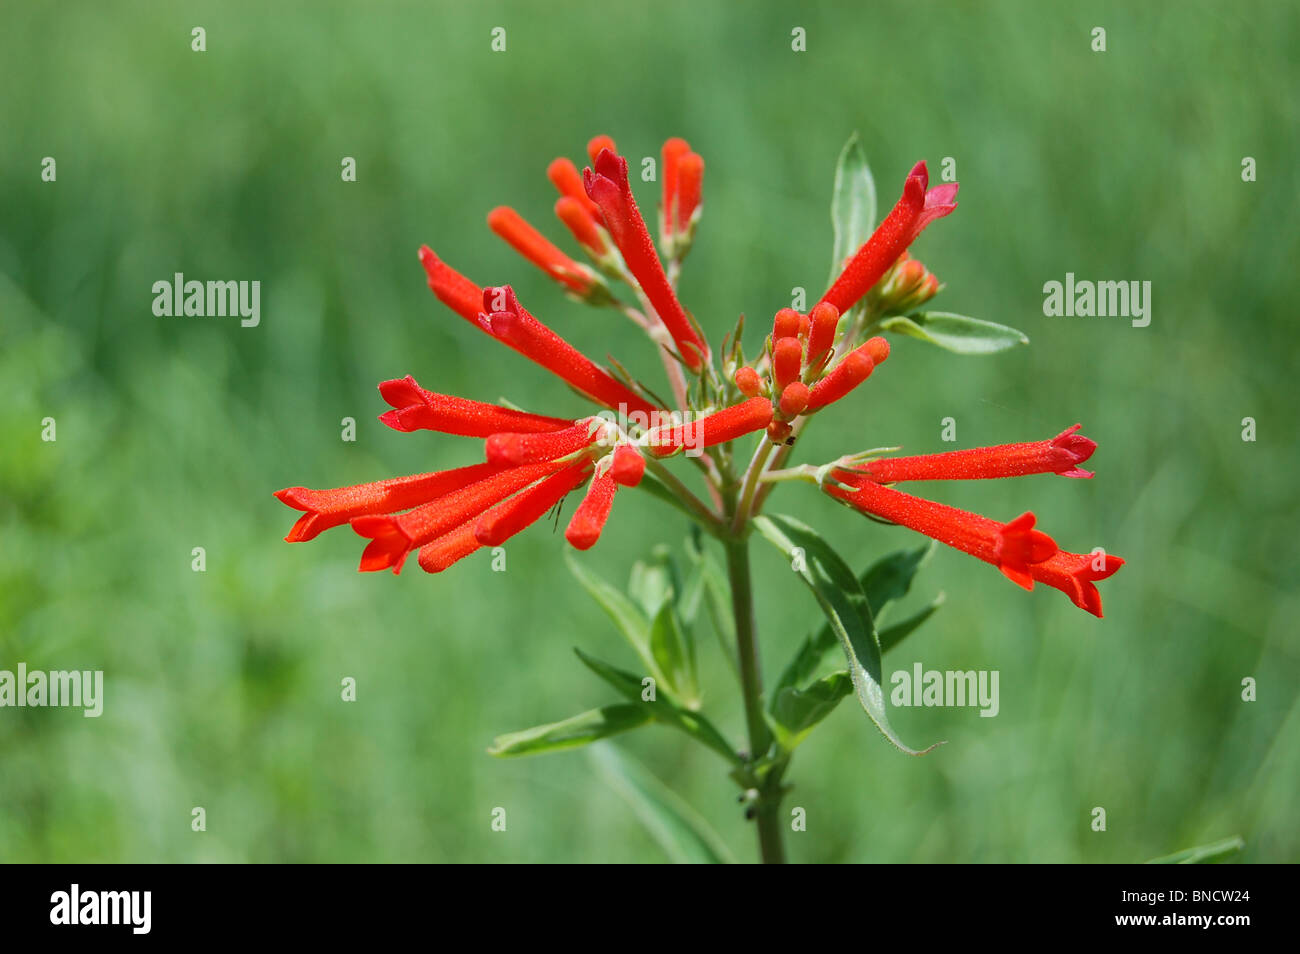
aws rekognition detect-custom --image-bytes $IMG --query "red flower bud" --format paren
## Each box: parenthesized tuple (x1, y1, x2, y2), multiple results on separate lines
(779, 381, 810, 418)
(660, 138, 691, 236)
(772, 336, 804, 391)
(772, 307, 801, 340)
(676, 152, 704, 230)
(566, 471, 619, 550)
(487, 206, 595, 296)
(587, 135, 616, 165)
(806, 302, 840, 366)
(609, 444, 646, 487)
(555, 196, 607, 255)
(734, 365, 762, 397)
(767, 420, 793, 444)
(377, 375, 571, 436)
(547, 157, 602, 219)
(806, 351, 873, 411)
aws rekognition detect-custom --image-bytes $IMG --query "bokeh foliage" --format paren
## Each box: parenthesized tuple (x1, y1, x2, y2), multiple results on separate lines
(1, 0, 1296, 862)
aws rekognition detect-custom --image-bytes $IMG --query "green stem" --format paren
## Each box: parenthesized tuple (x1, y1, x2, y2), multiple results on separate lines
(724, 534, 787, 864)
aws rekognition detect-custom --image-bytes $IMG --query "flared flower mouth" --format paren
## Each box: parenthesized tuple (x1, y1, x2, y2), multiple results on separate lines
(276, 136, 1121, 615)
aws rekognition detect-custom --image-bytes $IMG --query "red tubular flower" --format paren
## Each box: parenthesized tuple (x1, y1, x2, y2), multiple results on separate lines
(609, 444, 646, 486)
(555, 196, 608, 255)
(647, 397, 773, 457)
(275, 461, 509, 542)
(547, 157, 602, 219)
(772, 336, 804, 391)
(351, 462, 561, 574)
(821, 161, 959, 314)
(583, 150, 708, 370)
(806, 302, 840, 367)
(805, 337, 891, 412)
(474, 463, 592, 547)
(478, 286, 660, 417)
(676, 152, 704, 230)
(854, 425, 1098, 483)
(660, 138, 691, 236)
(587, 135, 616, 164)
(566, 471, 618, 550)
(377, 374, 571, 436)
(485, 419, 604, 466)
(417, 521, 483, 574)
(1028, 549, 1125, 618)
(418, 246, 483, 325)
(827, 479, 1057, 590)
(487, 206, 596, 296)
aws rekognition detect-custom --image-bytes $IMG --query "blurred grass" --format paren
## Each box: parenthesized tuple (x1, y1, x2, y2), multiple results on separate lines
(1, 0, 1297, 862)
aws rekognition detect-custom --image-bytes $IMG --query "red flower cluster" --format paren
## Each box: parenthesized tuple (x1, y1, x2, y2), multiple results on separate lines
(276, 137, 1123, 615)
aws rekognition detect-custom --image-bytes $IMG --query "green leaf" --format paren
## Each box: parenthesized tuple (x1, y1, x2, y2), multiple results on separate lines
(684, 533, 739, 675)
(588, 743, 734, 864)
(649, 600, 701, 708)
(574, 648, 738, 764)
(488, 704, 651, 757)
(829, 132, 877, 282)
(628, 544, 680, 618)
(753, 514, 942, 756)
(861, 541, 937, 626)
(768, 671, 852, 751)
(1144, 836, 1245, 865)
(879, 311, 1029, 355)
(878, 593, 946, 654)
(566, 554, 661, 680)
(774, 542, 938, 694)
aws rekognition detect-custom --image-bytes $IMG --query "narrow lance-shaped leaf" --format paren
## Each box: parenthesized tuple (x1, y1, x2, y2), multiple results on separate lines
(754, 514, 942, 756)
(574, 648, 738, 764)
(878, 593, 946, 654)
(488, 704, 651, 757)
(878, 311, 1028, 355)
(649, 600, 701, 709)
(1144, 836, 1245, 865)
(768, 671, 852, 751)
(829, 132, 878, 283)
(566, 554, 662, 682)
(588, 743, 735, 864)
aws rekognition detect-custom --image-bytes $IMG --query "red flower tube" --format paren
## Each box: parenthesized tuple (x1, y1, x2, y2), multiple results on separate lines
(547, 157, 602, 220)
(661, 137, 691, 236)
(826, 479, 1057, 590)
(804, 337, 890, 411)
(417, 520, 483, 574)
(806, 302, 840, 367)
(474, 463, 592, 547)
(853, 425, 1098, 483)
(566, 471, 618, 550)
(646, 397, 774, 457)
(275, 461, 510, 542)
(555, 196, 607, 255)
(676, 152, 704, 230)
(479, 286, 660, 417)
(487, 206, 595, 296)
(351, 461, 561, 574)
(583, 150, 708, 370)
(820, 161, 959, 314)
(418, 246, 483, 326)
(377, 375, 572, 436)
(772, 336, 804, 391)
(485, 419, 605, 466)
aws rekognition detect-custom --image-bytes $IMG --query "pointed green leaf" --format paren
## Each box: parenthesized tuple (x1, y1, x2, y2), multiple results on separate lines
(769, 671, 852, 751)
(628, 544, 681, 618)
(588, 744, 735, 864)
(878, 593, 946, 654)
(754, 514, 942, 755)
(880, 311, 1029, 355)
(649, 600, 701, 708)
(488, 704, 651, 757)
(1144, 836, 1245, 864)
(574, 648, 738, 764)
(829, 133, 877, 282)
(566, 554, 661, 680)
(684, 533, 739, 675)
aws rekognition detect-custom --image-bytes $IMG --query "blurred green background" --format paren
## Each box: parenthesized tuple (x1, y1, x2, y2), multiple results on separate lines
(2, 0, 1297, 863)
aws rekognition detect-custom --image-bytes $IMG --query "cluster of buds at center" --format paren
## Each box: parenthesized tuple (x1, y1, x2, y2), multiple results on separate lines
(866, 251, 942, 316)
(732, 303, 892, 444)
